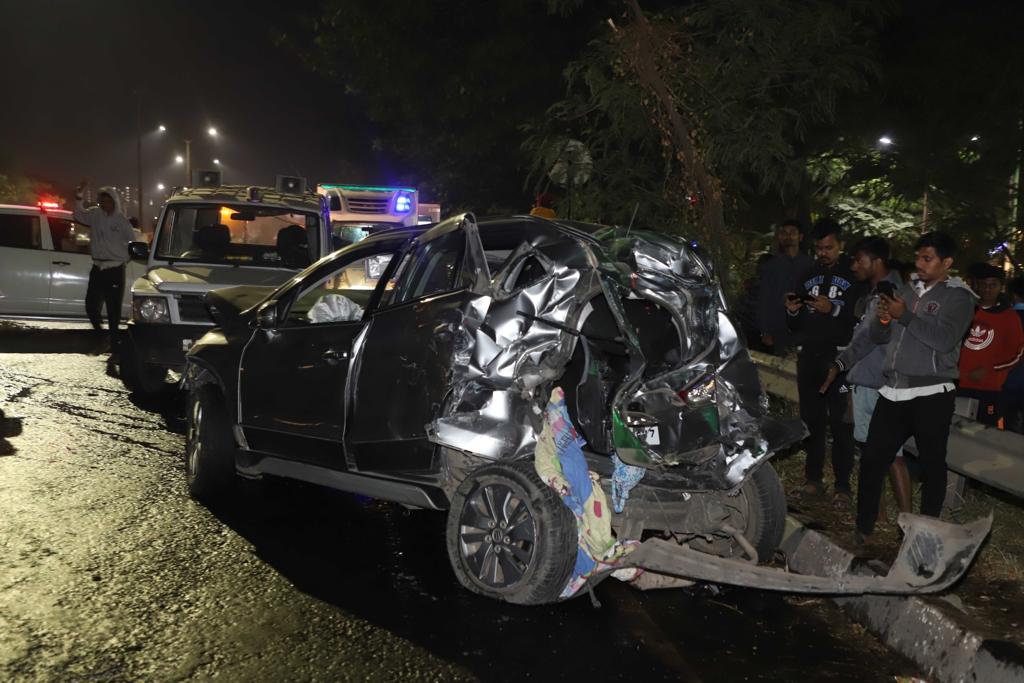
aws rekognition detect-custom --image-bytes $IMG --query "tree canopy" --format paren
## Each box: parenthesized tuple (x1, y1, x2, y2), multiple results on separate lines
(292, 0, 1024, 277)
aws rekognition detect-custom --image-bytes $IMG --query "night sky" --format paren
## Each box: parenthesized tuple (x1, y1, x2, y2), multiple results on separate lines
(0, 0, 379, 199)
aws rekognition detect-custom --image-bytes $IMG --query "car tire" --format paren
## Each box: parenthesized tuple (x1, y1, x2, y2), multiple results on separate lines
(738, 462, 787, 562)
(119, 339, 169, 396)
(185, 385, 236, 502)
(445, 461, 577, 605)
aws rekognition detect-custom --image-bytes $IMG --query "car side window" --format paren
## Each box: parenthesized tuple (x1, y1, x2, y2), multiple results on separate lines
(285, 252, 394, 326)
(0, 214, 42, 250)
(47, 217, 92, 254)
(388, 230, 465, 306)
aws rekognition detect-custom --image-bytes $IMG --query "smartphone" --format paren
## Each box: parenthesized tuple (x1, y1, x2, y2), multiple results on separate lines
(876, 281, 897, 299)
(787, 293, 814, 304)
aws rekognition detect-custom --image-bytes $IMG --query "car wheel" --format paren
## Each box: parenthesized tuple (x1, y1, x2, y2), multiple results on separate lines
(742, 462, 787, 561)
(445, 461, 577, 605)
(718, 462, 787, 562)
(185, 385, 236, 502)
(119, 339, 169, 396)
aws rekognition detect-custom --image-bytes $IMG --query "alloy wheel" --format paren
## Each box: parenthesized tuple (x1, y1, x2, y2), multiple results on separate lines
(186, 398, 202, 479)
(459, 482, 537, 588)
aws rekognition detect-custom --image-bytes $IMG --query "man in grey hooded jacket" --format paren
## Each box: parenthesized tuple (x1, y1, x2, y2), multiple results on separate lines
(855, 232, 976, 543)
(72, 180, 137, 349)
(821, 236, 911, 517)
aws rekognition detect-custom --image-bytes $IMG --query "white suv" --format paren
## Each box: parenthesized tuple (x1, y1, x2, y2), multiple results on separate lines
(0, 203, 142, 321)
(121, 182, 333, 396)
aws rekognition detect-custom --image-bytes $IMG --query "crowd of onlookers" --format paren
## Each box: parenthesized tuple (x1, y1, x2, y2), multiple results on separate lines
(737, 218, 1024, 547)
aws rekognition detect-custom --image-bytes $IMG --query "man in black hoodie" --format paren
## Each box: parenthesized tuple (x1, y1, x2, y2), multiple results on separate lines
(785, 218, 864, 503)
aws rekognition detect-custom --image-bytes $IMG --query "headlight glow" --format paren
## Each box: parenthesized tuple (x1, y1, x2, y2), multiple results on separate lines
(134, 296, 170, 323)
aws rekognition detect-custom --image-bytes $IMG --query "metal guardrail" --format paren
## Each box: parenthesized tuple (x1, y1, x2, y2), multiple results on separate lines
(750, 350, 1024, 500)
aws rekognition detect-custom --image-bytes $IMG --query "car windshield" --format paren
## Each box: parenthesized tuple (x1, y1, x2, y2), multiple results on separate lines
(155, 203, 321, 268)
(331, 221, 400, 248)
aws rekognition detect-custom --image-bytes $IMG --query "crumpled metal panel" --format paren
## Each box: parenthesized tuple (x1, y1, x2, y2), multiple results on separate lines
(427, 227, 609, 460)
(603, 231, 771, 484)
(427, 218, 773, 487)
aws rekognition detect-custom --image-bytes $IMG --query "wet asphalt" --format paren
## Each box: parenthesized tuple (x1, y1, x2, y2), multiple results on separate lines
(0, 322, 924, 681)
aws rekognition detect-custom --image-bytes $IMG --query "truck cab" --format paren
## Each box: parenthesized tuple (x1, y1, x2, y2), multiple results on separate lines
(121, 180, 331, 396)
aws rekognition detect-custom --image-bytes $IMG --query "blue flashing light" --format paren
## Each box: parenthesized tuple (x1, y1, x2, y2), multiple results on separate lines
(395, 192, 413, 214)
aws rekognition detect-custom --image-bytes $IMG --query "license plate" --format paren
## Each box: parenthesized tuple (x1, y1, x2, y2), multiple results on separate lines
(182, 339, 194, 352)
(632, 425, 660, 445)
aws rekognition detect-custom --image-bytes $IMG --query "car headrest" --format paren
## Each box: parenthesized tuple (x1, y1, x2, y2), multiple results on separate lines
(194, 224, 230, 251)
(276, 225, 307, 251)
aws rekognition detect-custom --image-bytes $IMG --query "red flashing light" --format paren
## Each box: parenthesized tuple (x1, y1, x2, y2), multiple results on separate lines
(37, 200, 60, 210)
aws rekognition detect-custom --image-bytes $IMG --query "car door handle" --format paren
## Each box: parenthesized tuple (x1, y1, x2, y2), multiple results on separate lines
(51, 261, 71, 266)
(322, 349, 347, 361)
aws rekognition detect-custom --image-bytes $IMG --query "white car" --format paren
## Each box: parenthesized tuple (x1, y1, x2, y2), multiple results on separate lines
(0, 203, 142, 321)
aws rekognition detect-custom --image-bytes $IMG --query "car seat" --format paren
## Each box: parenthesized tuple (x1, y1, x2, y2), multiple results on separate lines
(184, 224, 230, 259)
(276, 225, 310, 268)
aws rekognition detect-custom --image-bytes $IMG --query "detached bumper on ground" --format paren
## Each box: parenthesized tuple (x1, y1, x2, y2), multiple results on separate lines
(624, 512, 992, 595)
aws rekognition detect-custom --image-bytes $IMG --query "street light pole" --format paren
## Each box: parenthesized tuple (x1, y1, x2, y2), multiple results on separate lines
(184, 139, 192, 186)
(136, 97, 144, 227)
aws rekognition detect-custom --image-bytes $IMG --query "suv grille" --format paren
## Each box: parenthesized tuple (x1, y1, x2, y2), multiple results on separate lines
(346, 197, 389, 214)
(176, 295, 213, 324)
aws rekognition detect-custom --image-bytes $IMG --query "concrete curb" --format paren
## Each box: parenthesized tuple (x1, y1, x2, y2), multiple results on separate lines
(781, 517, 1024, 683)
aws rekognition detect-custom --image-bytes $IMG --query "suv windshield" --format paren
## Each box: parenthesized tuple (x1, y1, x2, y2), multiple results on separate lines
(155, 203, 320, 268)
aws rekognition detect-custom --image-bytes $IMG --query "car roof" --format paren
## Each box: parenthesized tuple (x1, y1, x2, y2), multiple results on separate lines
(0, 204, 73, 216)
(324, 214, 609, 251)
(165, 185, 322, 212)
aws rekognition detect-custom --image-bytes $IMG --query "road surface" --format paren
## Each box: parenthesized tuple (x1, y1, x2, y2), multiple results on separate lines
(0, 322, 921, 681)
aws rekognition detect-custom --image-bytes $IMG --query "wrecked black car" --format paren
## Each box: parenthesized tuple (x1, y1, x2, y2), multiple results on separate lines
(182, 213, 990, 604)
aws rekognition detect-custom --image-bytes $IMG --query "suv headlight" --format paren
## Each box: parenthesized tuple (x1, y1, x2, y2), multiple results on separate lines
(133, 296, 170, 323)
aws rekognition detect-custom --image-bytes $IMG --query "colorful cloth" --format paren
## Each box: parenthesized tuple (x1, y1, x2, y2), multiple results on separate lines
(534, 387, 633, 598)
(611, 453, 646, 513)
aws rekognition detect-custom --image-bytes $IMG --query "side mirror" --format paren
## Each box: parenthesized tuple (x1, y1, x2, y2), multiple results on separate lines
(255, 301, 279, 329)
(129, 241, 149, 260)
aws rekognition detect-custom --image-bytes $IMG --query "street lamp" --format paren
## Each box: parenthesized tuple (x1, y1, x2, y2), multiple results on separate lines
(213, 158, 221, 165)
(174, 155, 184, 164)
(156, 183, 165, 191)
(878, 135, 894, 146)
(158, 124, 166, 132)
(208, 127, 218, 137)
(970, 134, 981, 142)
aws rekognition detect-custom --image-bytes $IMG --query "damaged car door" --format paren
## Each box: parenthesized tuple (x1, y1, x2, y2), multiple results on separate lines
(346, 215, 490, 474)
(237, 243, 400, 468)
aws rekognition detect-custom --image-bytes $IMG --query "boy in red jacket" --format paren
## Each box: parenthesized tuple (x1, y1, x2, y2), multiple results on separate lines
(959, 263, 1024, 427)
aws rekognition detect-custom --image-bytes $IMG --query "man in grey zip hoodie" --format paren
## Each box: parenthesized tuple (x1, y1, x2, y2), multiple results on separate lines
(855, 232, 976, 542)
(821, 236, 911, 517)
(72, 180, 137, 349)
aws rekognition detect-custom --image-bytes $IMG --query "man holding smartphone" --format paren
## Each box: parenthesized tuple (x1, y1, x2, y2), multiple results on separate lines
(820, 237, 911, 519)
(855, 232, 976, 547)
(784, 218, 864, 504)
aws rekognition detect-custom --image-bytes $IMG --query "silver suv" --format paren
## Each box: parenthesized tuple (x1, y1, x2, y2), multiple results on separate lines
(121, 181, 332, 395)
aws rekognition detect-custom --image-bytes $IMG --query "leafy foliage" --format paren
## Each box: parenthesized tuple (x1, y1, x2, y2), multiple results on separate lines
(526, 0, 884, 286)
(0, 173, 62, 207)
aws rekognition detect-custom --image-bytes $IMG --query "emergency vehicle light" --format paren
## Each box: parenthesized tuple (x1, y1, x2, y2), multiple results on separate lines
(37, 200, 61, 209)
(395, 192, 413, 214)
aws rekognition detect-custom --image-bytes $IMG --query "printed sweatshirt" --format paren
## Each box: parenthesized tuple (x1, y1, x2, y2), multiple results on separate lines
(958, 300, 1024, 392)
(869, 276, 977, 388)
(73, 186, 137, 265)
(785, 253, 864, 352)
